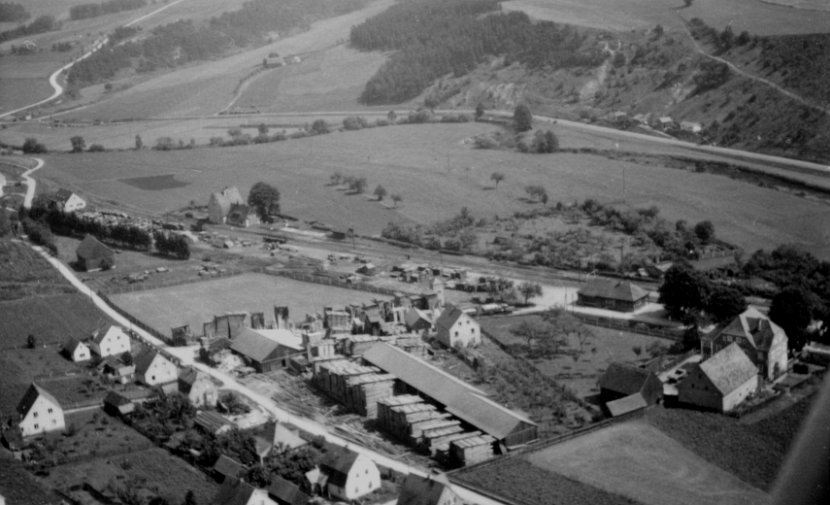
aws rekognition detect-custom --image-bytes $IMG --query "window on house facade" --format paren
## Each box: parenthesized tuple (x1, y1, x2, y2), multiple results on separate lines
(33, 412, 38, 418)
(48, 408, 53, 413)
(34, 424, 39, 430)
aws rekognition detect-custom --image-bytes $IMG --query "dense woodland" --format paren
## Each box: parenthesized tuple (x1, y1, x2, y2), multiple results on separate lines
(350, 0, 602, 104)
(0, 2, 28, 22)
(69, 0, 146, 21)
(67, 0, 367, 87)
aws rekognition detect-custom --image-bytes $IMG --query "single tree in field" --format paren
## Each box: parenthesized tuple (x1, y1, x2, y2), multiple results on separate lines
(694, 220, 715, 244)
(518, 281, 543, 305)
(247, 182, 281, 220)
(511, 319, 551, 348)
(391, 194, 402, 208)
(310, 119, 329, 134)
(373, 184, 387, 201)
(513, 104, 533, 132)
(525, 185, 548, 204)
(257, 123, 268, 135)
(27, 333, 36, 348)
(70, 136, 85, 153)
(349, 177, 367, 194)
(22, 138, 47, 154)
(330, 172, 342, 186)
(491, 172, 505, 188)
(475, 102, 485, 120)
(134, 134, 143, 150)
(544, 130, 559, 152)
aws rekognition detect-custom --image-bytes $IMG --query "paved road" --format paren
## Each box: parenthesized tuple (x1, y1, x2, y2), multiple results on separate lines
(25, 242, 508, 505)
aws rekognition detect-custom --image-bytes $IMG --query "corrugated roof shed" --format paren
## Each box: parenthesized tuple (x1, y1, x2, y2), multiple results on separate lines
(578, 279, 648, 302)
(231, 328, 284, 363)
(606, 393, 648, 417)
(76, 234, 113, 262)
(195, 411, 233, 435)
(363, 344, 536, 441)
(268, 475, 310, 505)
(212, 454, 246, 479)
(700, 343, 759, 395)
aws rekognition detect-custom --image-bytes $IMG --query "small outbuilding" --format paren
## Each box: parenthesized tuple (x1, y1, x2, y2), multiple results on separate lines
(63, 338, 91, 362)
(577, 279, 648, 312)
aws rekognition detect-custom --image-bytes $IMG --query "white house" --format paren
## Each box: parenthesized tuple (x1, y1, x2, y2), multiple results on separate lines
(678, 343, 759, 412)
(88, 326, 131, 358)
(51, 189, 86, 212)
(178, 367, 218, 407)
(210, 478, 277, 505)
(434, 304, 480, 348)
(680, 121, 703, 133)
(63, 338, 91, 362)
(398, 473, 460, 505)
(135, 351, 178, 386)
(207, 186, 244, 224)
(318, 449, 381, 501)
(17, 384, 65, 437)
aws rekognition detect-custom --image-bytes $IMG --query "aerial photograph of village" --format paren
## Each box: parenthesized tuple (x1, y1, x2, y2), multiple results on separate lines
(0, 0, 828, 504)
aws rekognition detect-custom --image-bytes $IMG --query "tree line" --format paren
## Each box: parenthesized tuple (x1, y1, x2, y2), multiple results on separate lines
(69, 0, 146, 21)
(0, 14, 59, 44)
(350, 0, 603, 104)
(67, 0, 367, 87)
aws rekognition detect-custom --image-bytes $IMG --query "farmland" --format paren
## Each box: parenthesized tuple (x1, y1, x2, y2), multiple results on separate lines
(0, 239, 74, 300)
(480, 314, 670, 398)
(502, 0, 830, 34)
(524, 420, 767, 505)
(109, 273, 390, 338)
(33, 122, 830, 259)
(0, 293, 114, 345)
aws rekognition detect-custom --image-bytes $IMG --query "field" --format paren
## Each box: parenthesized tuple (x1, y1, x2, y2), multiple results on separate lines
(32, 122, 830, 259)
(503, 0, 830, 34)
(0, 294, 114, 346)
(480, 314, 670, 398)
(0, 345, 85, 417)
(0, 239, 74, 301)
(525, 420, 767, 505)
(109, 272, 390, 337)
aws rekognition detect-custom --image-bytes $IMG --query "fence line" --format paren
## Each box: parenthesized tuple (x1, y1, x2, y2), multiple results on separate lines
(569, 312, 683, 341)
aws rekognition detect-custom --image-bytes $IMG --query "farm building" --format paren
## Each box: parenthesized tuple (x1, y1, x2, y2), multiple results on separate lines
(227, 204, 260, 228)
(98, 356, 135, 383)
(76, 234, 114, 272)
(88, 325, 131, 358)
(230, 328, 304, 372)
(317, 449, 381, 501)
(209, 478, 276, 505)
(576, 279, 649, 312)
(46, 189, 86, 212)
(257, 421, 307, 454)
(103, 391, 135, 417)
(363, 343, 538, 448)
(434, 304, 480, 348)
(212, 454, 247, 483)
(680, 121, 703, 133)
(313, 360, 395, 417)
(678, 343, 759, 412)
(178, 367, 218, 407)
(207, 186, 244, 224)
(404, 307, 433, 333)
(204, 312, 249, 340)
(268, 475, 310, 505)
(702, 307, 788, 381)
(16, 383, 65, 437)
(195, 411, 235, 436)
(597, 362, 663, 409)
(397, 473, 459, 505)
(63, 338, 91, 362)
(135, 350, 178, 386)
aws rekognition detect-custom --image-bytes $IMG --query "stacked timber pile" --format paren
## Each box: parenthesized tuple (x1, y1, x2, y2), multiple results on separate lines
(409, 418, 461, 448)
(313, 360, 379, 404)
(429, 430, 483, 458)
(344, 373, 396, 417)
(450, 434, 498, 466)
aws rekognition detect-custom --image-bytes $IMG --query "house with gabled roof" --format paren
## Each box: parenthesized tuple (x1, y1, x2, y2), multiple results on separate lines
(208, 186, 244, 224)
(103, 391, 135, 417)
(135, 350, 178, 387)
(88, 325, 131, 358)
(212, 454, 247, 483)
(597, 362, 663, 407)
(227, 204, 260, 228)
(577, 278, 649, 312)
(178, 367, 218, 407)
(63, 338, 91, 362)
(16, 383, 65, 437)
(397, 472, 459, 505)
(76, 234, 114, 272)
(678, 343, 758, 412)
(702, 307, 788, 380)
(404, 307, 433, 334)
(434, 304, 480, 348)
(230, 328, 304, 372)
(48, 189, 86, 212)
(317, 448, 381, 501)
(98, 356, 135, 384)
(267, 475, 310, 505)
(209, 478, 276, 505)
(195, 411, 235, 436)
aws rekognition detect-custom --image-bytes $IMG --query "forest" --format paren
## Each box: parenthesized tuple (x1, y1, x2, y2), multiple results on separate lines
(350, 0, 603, 104)
(69, 0, 146, 21)
(67, 0, 367, 87)
(0, 2, 28, 22)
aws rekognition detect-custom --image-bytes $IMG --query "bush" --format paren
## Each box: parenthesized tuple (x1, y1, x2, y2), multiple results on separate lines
(87, 144, 106, 152)
(22, 137, 47, 153)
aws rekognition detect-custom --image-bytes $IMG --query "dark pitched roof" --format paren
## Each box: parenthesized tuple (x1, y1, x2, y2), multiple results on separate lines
(17, 383, 60, 416)
(195, 411, 233, 434)
(53, 188, 74, 203)
(230, 328, 284, 363)
(699, 343, 758, 395)
(76, 234, 113, 261)
(598, 363, 653, 396)
(134, 350, 171, 376)
(363, 344, 536, 440)
(578, 279, 648, 302)
(213, 455, 246, 479)
(103, 391, 132, 408)
(397, 473, 456, 505)
(716, 307, 787, 351)
(210, 478, 256, 505)
(320, 448, 360, 488)
(63, 337, 87, 353)
(268, 475, 310, 505)
(434, 304, 465, 334)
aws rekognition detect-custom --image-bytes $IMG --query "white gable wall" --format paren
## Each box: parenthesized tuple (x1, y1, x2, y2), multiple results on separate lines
(329, 454, 381, 501)
(447, 314, 480, 348)
(140, 355, 178, 386)
(71, 343, 91, 362)
(19, 394, 65, 437)
(91, 327, 131, 357)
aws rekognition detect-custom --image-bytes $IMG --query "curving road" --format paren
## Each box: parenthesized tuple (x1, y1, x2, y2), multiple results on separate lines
(24, 242, 507, 505)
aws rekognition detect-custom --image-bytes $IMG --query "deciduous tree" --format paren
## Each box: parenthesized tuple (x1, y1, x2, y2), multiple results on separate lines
(517, 281, 543, 304)
(391, 194, 402, 207)
(373, 184, 387, 201)
(70, 136, 85, 153)
(513, 104, 532, 132)
(491, 172, 505, 188)
(248, 182, 281, 220)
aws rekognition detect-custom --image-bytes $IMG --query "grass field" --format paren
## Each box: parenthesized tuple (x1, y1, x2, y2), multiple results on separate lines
(33, 122, 830, 259)
(0, 346, 86, 417)
(0, 293, 114, 345)
(109, 272, 389, 337)
(503, 0, 830, 34)
(0, 239, 74, 301)
(480, 314, 669, 398)
(525, 420, 767, 505)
